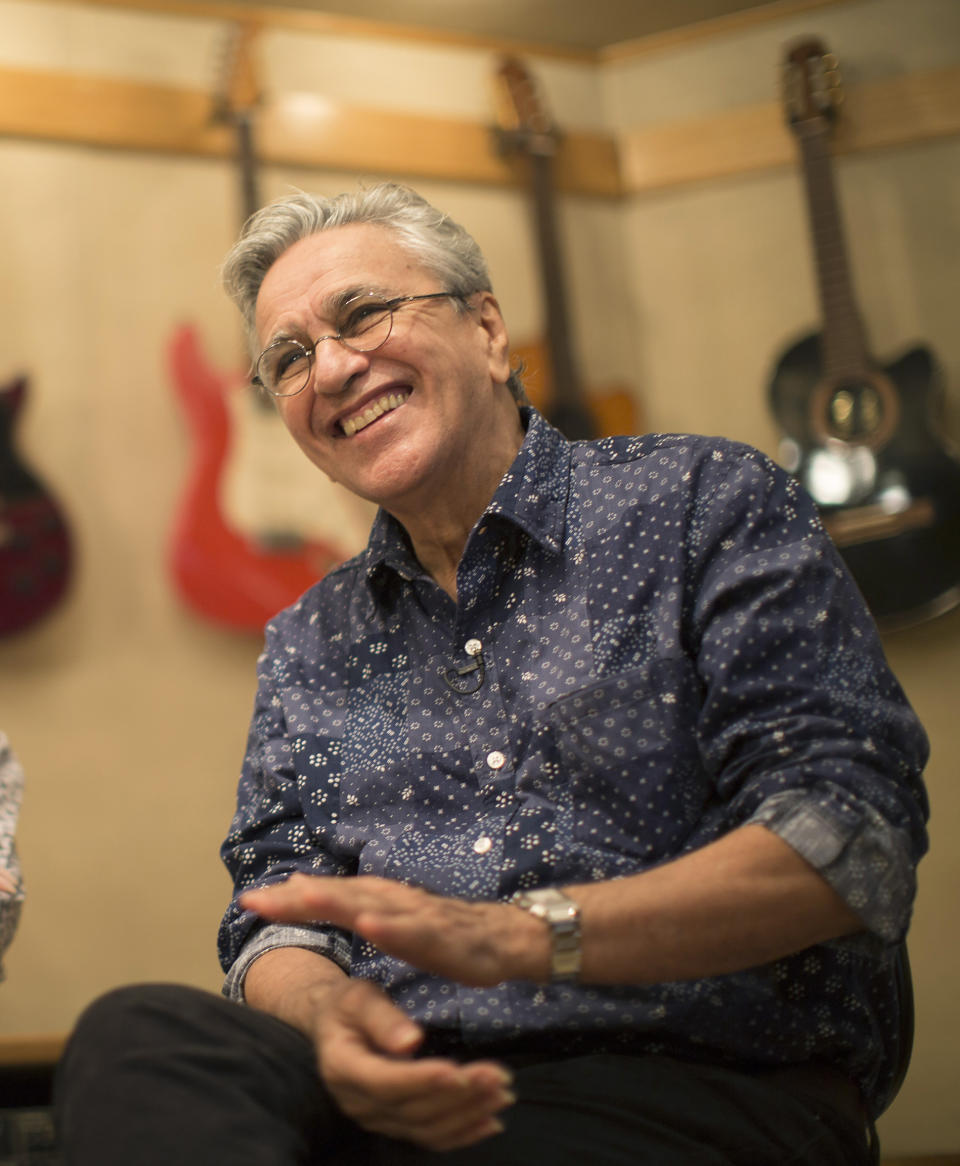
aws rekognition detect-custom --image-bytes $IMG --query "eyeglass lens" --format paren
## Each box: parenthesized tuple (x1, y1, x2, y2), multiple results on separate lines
(257, 303, 395, 396)
(255, 292, 457, 398)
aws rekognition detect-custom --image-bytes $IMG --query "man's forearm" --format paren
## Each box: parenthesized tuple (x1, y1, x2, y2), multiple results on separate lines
(568, 823, 864, 985)
(243, 945, 350, 1039)
(242, 824, 865, 993)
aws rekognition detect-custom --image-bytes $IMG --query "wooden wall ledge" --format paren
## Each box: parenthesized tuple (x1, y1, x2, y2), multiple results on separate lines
(1, 62, 958, 196)
(0, 64, 621, 197)
(0, 1033, 66, 1066)
(621, 64, 960, 193)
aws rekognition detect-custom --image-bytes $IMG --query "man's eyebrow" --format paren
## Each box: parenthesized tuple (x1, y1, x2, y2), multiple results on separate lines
(263, 324, 309, 347)
(262, 286, 394, 347)
(329, 286, 392, 313)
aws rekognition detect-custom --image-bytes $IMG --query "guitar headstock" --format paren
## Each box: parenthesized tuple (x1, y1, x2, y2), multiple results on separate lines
(211, 21, 263, 221)
(493, 55, 558, 159)
(782, 37, 843, 136)
(212, 21, 262, 126)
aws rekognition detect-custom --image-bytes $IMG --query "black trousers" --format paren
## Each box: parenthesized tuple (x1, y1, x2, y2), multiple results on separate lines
(54, 983, 874, 1166)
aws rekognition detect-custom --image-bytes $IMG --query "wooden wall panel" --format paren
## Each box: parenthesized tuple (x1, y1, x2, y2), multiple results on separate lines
(0, 64, 620, 196)
(2, 63, 957, 197)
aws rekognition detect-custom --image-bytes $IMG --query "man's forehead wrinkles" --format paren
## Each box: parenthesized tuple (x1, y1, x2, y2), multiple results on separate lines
(274, 280, 395, 334)
(259, 282, 378, 347)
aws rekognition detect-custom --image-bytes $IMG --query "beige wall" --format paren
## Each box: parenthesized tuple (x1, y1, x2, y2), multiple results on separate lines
(0, 0, 956, 1155)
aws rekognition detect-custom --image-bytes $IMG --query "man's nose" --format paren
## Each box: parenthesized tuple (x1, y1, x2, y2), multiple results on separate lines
(307, 337, 372, 396)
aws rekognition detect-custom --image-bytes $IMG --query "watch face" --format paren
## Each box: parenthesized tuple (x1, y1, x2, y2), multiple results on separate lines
(513, 889, 582, 982)
(521, 888, 569, 909)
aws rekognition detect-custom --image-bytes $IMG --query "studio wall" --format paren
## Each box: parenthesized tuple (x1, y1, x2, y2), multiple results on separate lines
(0, 0, 956, 1154)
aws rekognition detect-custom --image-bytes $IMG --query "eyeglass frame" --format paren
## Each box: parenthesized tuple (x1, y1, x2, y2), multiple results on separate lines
(251, 290, 467, 398)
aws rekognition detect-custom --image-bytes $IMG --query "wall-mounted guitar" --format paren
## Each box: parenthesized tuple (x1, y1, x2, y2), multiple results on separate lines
(0, 376, 73, 637)
(168, 24, 363, 632)
(493, 56, 641, 440)
(769, 37, 960, 629)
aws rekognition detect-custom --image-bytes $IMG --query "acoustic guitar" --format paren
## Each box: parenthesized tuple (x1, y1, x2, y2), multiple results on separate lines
(769, 37, 960, 629)
(494, 56, 640, 440)
(0, 376, 73, 637)
(168, 25, 364, 632)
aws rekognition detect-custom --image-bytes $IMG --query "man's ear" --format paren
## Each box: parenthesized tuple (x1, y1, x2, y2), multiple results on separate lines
(475, 293, 512, 385)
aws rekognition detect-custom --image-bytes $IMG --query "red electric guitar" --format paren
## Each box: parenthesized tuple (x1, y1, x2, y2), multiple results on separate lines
(0, 376, 73, 636)
(168, 25, 366, 631)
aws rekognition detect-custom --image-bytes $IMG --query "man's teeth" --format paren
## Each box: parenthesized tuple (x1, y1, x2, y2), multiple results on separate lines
(341, 392, 408, 437)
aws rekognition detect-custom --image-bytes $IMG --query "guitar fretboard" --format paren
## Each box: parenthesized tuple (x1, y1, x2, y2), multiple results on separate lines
(796, 122, 871, 379)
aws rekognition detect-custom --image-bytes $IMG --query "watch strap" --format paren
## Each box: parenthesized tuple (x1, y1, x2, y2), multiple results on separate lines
(511, 887, 582, 982)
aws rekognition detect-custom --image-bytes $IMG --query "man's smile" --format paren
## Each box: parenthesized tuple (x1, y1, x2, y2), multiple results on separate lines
(338, 389, 411, 437)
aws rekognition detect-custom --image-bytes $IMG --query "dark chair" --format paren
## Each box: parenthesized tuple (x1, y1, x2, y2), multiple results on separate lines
(0, 1038, 63, 1165)
(888, 943, 915, 1103)
(869, 942, 915, 1164)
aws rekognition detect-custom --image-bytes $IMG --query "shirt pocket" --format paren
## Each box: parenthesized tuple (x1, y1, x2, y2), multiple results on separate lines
(541, 657, 710, 863)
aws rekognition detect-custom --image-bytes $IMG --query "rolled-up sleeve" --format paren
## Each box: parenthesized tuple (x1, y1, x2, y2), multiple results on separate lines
(685, 447, 929, 942)
(748, 786, 918, 941)
(223, 922, 352, 1002)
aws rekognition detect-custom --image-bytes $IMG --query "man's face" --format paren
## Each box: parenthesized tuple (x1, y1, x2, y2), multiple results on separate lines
(254, 223, 512, 514)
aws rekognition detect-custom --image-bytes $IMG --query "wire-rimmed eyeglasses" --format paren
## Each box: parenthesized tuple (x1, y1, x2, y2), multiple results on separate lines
(252, 291, 463, 398)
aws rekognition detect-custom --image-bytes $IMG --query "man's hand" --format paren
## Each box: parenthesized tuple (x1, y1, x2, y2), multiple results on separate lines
(241, 874, 548, 986)
(241, 880, 535, 1150)
(311, 976, 514, 1151)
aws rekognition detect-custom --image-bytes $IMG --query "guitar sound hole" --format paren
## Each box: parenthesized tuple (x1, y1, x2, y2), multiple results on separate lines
(827, 381, 883, 441)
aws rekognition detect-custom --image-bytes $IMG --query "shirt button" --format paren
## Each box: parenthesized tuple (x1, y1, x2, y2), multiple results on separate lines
(486, 750, 506, 770)
(473, 836, 493, 854)
(465, 638, 483, 657)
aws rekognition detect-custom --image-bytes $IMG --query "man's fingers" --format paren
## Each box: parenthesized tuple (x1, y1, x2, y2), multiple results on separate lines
(428, 1113, 508, 1152)
(334, 1061, 514, 1149)
(374, 1062, 514, 1122)
(324, 979, 423, 1059)
(327, 1041, 471, 1105)
(374, 1106, 508, 1151)
(317, 980, 516, 1150)
(240, 873, 405, 930)
(241, 876, 511, 987)
(240, 874, 340, 921)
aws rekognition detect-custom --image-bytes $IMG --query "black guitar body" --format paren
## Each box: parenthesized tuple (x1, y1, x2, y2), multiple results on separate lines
(769, 332, 960, 627)
(0, 377, 73, 636)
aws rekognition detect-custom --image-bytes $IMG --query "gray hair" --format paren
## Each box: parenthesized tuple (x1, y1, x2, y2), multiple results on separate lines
(222, 181, 526, 403)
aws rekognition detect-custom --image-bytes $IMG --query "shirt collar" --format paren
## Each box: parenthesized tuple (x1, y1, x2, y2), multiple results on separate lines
(363, 408, 570, 587)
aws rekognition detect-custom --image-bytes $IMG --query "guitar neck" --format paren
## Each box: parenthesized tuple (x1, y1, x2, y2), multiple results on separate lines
(796, 124, 872, 377)
(525, 151, 596, 439)
(494, 55, 598, 440)
(528, 155, 582, 403)
(231, 106, 274, 412)
(234, 110, 260, 225)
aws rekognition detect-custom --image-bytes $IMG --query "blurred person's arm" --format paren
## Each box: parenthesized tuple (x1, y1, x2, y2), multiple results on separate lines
(0, 731, 25, 974)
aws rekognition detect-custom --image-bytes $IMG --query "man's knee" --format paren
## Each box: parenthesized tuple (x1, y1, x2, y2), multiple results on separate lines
(65, 983, 216, 1059)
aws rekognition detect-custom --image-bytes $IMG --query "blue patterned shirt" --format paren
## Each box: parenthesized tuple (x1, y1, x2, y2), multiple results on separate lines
(220, 409, 929, 1116)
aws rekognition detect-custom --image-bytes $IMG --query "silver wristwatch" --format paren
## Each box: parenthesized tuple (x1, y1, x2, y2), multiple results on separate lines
(511, 887, 582, 982)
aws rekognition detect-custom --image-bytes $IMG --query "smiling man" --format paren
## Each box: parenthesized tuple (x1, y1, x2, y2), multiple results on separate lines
(55, 184, 929, 1166)
(248, 220, 524, 597)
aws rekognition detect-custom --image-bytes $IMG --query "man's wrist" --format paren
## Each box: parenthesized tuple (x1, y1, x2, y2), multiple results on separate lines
(510, 887, 582, 983)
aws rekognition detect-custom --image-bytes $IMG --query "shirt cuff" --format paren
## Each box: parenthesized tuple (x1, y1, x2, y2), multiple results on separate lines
(222, 923, 352, 1003)
(749, 787, 917, 943)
